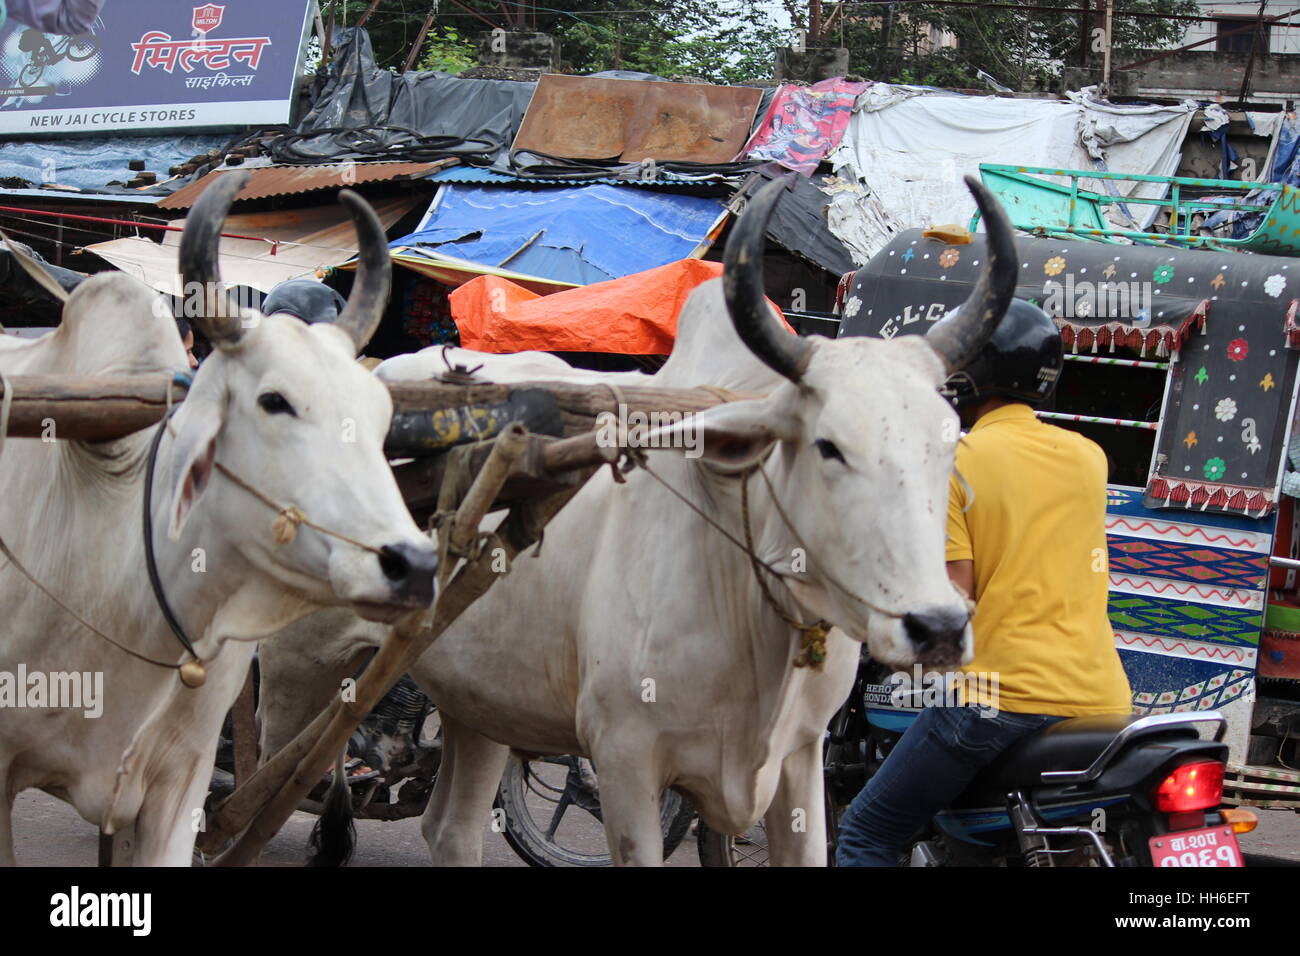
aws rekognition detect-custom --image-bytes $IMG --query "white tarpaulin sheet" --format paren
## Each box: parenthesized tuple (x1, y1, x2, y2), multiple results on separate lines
(827, 85, 1198, 263)
(86, 196, 418, 295)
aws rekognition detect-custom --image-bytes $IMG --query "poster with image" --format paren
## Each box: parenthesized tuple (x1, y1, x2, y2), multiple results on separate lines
(0, 1, 313, 135)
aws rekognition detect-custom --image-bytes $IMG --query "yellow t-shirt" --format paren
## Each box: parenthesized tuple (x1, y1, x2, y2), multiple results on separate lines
(946, 403, 1132, 716)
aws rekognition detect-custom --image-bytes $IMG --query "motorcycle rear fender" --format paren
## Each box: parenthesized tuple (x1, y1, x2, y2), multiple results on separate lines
(1032, 737, 1229, 816)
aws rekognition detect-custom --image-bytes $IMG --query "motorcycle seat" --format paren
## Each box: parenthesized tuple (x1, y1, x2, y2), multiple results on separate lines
(954, 713, 1196, 803)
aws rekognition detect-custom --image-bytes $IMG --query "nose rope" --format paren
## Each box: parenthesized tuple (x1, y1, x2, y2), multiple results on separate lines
(210, 461, 385, 555)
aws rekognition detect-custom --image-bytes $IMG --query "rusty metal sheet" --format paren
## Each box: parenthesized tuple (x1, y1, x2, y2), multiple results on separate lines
(158, 160, 452, 210)
(512, 75, 762, 165)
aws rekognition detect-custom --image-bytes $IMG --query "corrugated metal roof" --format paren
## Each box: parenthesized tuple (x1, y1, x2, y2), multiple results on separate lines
(0, 187, 161, 204)
(88, 196, 420, 294)
(424, 166, 724, 188)
(158, 160, 452, 210)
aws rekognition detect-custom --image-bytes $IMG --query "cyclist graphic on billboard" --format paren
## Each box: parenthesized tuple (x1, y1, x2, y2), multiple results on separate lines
(17, 23, 99, 87)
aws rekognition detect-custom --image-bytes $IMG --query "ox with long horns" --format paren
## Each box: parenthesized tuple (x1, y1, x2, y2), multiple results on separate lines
(0, 171, 437, 865)
(259, 175, 1019, 866)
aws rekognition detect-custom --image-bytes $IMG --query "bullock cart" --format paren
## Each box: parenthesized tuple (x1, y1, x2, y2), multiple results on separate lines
(0, 368, 751, 864)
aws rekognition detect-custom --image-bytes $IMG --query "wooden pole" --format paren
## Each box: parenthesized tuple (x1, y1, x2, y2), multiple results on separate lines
(1238, 0, 1270, 107)
(403, 4, 439, 73)
(206, 426, 587, 864)
(231, 665, 259, 789)
(0, 374, 755, 443)
(0, 374, 192, 443)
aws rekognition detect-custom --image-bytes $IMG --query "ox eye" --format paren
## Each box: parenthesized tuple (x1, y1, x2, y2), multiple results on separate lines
(257, 391, 296, 416)
(814, 438, 845, 464)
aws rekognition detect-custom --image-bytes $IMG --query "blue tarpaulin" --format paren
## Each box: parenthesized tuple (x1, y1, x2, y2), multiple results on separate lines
(389, 183, 728, 286)
(0, 134, 227, 192)
(1273, 113, 1300, 189)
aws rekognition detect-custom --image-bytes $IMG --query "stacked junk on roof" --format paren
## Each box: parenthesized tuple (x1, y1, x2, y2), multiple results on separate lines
(2, 24, 1300, 359)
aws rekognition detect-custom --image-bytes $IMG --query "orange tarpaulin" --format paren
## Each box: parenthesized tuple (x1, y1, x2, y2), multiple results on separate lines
(450, 258, 788, 354)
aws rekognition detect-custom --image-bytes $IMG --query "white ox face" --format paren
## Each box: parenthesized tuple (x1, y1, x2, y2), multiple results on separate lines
(648, 174, 1018, 670)
(167, 312, 437, 622)
(774, 336, 968, 666)
(655, 333, 968, 669)
(156, 169, 437, 623)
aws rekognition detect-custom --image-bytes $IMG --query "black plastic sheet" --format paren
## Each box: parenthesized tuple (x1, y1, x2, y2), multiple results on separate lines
(280, 28, 534, 166)
(736, 167, 856, 276)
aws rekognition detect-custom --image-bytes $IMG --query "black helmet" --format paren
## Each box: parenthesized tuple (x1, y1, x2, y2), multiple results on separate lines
(938, 298, 1062, 409)
(262, 279, 347, 326)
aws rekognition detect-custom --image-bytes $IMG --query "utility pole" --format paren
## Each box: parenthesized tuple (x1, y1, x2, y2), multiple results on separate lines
(615, 16, 623, 69)
(1078, 1, 1090, 68)
(1101, 0, 1113, 94)
(880, 2, 894, 79)
(1237, 0, 1269, 106)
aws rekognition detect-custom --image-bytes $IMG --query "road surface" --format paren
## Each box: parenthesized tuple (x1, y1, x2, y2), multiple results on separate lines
(10, 789, 1298, 866)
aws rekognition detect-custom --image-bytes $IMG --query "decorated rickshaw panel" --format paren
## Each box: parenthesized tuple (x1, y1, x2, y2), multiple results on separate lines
(1105, 487, 1269, 761)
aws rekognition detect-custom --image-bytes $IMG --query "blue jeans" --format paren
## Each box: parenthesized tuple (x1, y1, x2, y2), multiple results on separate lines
(834, 705, 1063, 866)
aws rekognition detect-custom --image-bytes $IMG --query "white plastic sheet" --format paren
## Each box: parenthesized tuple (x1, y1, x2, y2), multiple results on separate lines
(827, 85, 1197, 263)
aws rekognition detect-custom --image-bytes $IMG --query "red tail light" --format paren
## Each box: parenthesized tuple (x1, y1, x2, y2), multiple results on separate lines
(1153, 761, 1224, 813)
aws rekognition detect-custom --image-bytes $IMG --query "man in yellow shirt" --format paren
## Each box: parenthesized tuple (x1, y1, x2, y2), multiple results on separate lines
(836, 299, 1132, 867)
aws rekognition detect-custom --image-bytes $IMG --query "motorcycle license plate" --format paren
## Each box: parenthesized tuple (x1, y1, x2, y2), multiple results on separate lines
(1149, 826, 1244, 867)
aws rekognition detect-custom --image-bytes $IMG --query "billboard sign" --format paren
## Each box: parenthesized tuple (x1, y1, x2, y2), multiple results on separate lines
(0, 0, 314, 136)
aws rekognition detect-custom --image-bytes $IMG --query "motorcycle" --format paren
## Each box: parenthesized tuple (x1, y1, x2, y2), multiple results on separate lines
(699, 650, 1251, 867)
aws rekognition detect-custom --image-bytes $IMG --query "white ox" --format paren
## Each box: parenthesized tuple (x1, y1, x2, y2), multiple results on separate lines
(259, 177, 1018, 865)
(0, 171, 438, 866)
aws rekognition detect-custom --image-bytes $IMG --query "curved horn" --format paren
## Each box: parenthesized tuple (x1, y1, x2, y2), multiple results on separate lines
(333, 189, 392, 354)
(924, 176, 1018, 374)
(723, 175, 813, 383)
(178, 169, 251, 350)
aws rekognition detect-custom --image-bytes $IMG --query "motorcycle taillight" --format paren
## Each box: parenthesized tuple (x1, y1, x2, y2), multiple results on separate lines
(1153, 760, 1224, 813)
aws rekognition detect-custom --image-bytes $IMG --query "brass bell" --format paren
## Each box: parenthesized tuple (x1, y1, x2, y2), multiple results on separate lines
(179, 660, 207, 688)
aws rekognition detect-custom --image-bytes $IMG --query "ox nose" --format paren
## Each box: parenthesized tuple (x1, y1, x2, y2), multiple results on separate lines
(902, 607, 968, 659)
(377, 541, 439, 607)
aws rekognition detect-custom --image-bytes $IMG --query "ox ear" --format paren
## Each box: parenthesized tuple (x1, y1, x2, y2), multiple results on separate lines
(166, 398, 224, 540)
(639, 393, 801, 470)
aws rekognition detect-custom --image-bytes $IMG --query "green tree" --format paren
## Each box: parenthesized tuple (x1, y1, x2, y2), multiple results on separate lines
(321, 0, 786, 83)
(417, 25, 479, 74)
(793, 0, 1198, 91)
